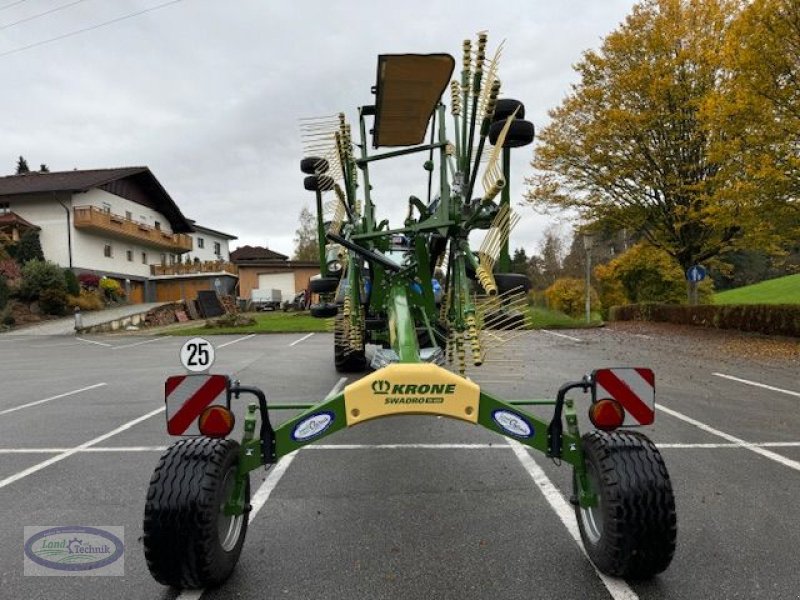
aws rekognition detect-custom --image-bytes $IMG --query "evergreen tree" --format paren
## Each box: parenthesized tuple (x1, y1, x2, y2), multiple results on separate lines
(15, 156, 29, 174)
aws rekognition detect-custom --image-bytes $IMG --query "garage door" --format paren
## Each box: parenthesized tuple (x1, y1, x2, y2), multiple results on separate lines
(256, 273, 295, 303)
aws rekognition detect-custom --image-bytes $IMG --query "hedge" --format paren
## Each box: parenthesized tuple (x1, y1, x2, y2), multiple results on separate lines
(609, 303, 800, 337)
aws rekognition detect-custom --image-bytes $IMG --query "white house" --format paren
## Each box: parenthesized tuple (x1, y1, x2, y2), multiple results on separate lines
(186, 221, 237, 263)
(0, 167, 195, 303)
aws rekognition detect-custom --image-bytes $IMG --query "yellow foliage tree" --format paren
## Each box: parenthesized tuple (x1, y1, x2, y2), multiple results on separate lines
(544, 277, 600, 318)
(526, 0, 787, 287)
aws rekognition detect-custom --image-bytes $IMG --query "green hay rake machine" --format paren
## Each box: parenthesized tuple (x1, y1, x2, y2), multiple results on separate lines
(143, 33, 676, 589)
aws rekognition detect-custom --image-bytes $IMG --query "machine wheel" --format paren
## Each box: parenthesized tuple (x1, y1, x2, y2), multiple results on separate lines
(489, 118, 535, 148)
(494, 273, 531, 294)
(303, 174, 335, 192)
(310, 276, 340, 294)
(573, 430, 677, 579)
(492, 98, 525, 122)
(310, 302, 338, 318)
(334, 313, 367, 372)
(143, 438, 250, 589)
(300, 156, 329, 174)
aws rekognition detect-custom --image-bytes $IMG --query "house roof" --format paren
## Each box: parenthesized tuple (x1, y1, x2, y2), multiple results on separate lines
(188, 220, 238, 240)
(0, 167, 194, 233)
(0, 211, 40, 230)
(230, 245, 289, 262)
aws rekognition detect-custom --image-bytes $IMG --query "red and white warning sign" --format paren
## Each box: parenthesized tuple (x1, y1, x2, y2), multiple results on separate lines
(593, 368, 655, 426)
(165, 374, 229, 435)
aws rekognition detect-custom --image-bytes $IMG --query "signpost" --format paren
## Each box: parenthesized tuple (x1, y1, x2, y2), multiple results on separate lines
(179, 337, 216, 373)
(685, 265, 706, 305)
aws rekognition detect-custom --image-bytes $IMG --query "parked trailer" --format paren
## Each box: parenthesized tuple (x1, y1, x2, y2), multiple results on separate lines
(250, 288, 281, 311)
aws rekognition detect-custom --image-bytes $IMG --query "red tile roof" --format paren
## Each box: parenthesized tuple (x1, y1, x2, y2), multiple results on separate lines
(230, 245, 289, 262)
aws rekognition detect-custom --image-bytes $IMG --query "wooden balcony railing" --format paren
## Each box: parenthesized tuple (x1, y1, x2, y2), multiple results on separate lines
(150, 261, 238, 277)
(73, 205, 193, 252)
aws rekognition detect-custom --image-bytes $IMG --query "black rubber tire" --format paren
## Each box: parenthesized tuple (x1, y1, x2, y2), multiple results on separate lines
(310, 302, 338, 318)
(494, 272, 531, 294)
(573, 430, 677, 579)
(492, 98, 525, 122)
(334, 314, 367, 372)
(300, 156, 329, 175)
(488, 118, 535, 148)
(143, 438, 250, 589)
(309, 276, 340, 294)
(303, 174, 335, 192)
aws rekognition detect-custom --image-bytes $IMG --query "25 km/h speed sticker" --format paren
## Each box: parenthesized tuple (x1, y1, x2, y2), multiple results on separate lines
(180, 337, 216, 373)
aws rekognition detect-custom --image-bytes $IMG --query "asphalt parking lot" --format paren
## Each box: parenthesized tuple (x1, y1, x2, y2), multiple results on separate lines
(1, 326, 799, 599)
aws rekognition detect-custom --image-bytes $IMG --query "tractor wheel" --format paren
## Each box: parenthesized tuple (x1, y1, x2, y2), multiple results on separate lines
(494, 273, 531, 294)
(143, 438, 250, 589)
(573, 430, 677, 579)
(310, 276, 340, 294)
(334, 313, 367, 373)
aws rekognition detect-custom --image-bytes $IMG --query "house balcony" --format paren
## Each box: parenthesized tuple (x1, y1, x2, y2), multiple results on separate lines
(150, 261, 238, 277)
(73, 205, 193, 253)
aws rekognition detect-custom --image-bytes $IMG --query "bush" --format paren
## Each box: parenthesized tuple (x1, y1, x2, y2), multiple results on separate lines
(14, 230, 44, 264)
(99, 276, 123, 300)
(39, 287, 67, 316)
(18, 260, 66, 300)
(0, 275, 8, 310)
(67, 290, 105, 311)
(545, 277, 600, 317)
(78, 273, 101, 289)
(0, 306, 14, 328)
(63, 269, 80, 296)
(0, 259, 22, 288)
(609, 303, 800, 337)
(594, 243, 713, 307)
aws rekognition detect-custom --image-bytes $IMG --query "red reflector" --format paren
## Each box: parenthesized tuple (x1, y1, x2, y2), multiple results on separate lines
(198, 405, 235, 438)
(589, 398, 625, 431)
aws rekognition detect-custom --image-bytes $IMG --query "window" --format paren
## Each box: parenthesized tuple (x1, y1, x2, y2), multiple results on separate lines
(214, 242, 221, 256)
(102, 202, 112, 214)
(0, 202, 9, 215)
(160, 253, 166, 266)
(104, 244, 113, 258)
(126, 250, 133, 262)
(154, 221, 161, 231)
(125, 211, 132, 221)
(197, 237, 205, 249)
(141, 252, 147, 264)
(169, 254, 177, 265)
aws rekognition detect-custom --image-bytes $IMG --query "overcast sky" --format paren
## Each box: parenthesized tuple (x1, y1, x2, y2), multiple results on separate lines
(0, 0, 636, 256)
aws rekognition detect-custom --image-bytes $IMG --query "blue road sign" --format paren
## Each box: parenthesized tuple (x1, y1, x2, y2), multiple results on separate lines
(686, 265, 707, 283)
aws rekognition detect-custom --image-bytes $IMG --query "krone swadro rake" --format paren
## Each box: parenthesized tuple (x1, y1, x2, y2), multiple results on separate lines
(143, 33, 676, 589)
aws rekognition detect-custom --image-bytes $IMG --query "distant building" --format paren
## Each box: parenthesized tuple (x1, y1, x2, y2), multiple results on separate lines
(230, 245, 319, 302)
(0, 167, 239, 304)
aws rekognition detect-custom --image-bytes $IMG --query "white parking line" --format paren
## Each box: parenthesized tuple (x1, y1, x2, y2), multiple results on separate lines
(713, 372, 800, 399)
(541, 330, 583, 342)
(111, 338, 166, 350)
(0, 382, 107, 416)
(289, 332, 314, 346)
(75, 337, 112, 347)
(0, 406, 164, 490)
(658, 404, 800, 473)
(3, 441, 800, 454)
(217, 334, 256, 348)
(507, 439, 638, 600)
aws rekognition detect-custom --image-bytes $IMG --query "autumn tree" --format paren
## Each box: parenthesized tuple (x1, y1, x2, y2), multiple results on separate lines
(292, 207, 318, 261)
(526, 0, 771, 295)
(711, 0, 800, 224)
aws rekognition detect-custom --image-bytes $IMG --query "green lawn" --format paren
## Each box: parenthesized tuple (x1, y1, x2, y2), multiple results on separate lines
(714, 274, 800, 305)
(163, 311, 331, 335)
(162, 306, 600, 336)
(527, 306, 603, 329)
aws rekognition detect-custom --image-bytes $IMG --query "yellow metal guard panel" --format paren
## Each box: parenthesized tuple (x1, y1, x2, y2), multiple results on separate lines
(344, 363, 480, 426)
